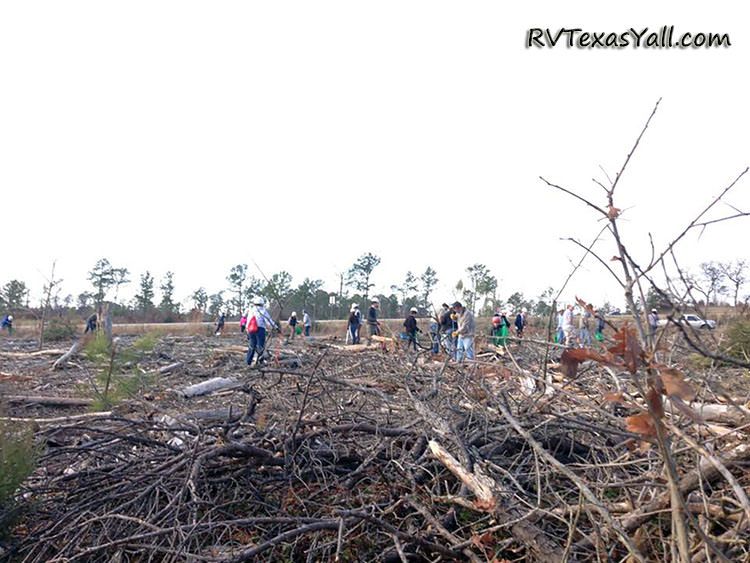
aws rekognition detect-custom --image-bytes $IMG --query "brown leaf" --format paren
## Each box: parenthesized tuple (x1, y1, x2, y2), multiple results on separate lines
(646, 386, 664, 418)
(473, 498, 497, 512)
(604, 392, 625, 403)
(610, 256, 622, 261)
(563, 347, 619, 366)
(560, 348, 581, 378)
(608, 206, 622, 219)
(659, 368, 696, 401)
(626, 413, 657, 438)
(608, 325, 642, 374)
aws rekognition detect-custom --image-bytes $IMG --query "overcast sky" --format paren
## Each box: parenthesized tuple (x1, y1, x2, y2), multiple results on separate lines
(2, 1, 748, 311)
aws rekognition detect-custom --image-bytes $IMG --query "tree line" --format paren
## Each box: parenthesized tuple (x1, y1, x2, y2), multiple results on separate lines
(1, 255, 747, 324)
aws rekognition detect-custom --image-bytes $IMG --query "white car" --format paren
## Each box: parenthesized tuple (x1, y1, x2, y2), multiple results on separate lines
(657, 314, 716, 329)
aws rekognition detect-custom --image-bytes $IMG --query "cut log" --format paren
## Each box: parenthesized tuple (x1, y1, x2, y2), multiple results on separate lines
(428, 441, 496, 509)
(2, 395, 94, 407)
(0, 349, 66, 359)
(177, 377, 243, 398)
(158, 362, 184, 375)
(52, 333, 94, 370)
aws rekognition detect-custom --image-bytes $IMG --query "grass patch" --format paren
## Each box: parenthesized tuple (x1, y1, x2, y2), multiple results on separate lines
(83, 333, 159, 410)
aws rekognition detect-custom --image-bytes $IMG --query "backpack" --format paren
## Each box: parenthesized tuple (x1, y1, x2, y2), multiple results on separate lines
(247, 316, 259, 334)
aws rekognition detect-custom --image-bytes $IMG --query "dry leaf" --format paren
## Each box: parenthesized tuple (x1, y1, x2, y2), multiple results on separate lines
(608, 206, 622, 219)
(604, 392, 625, 403)
(659, 368, 696, 401)
(626, 413, 657, 438)
(610, 256, 622, 261)
(560, 348, 582, 378)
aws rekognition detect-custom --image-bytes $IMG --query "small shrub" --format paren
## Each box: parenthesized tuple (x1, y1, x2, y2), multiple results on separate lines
(0, 420, 37, 508)
(43, 319, 77, 342)
(131, 332, 158, 353)
(725, 318, 750, 362)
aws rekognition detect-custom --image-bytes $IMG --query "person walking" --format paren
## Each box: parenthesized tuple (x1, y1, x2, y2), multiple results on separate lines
(514, 308, 527, 338)
(240, 314, 247, 334)
(214, 312, 226, 336)
(302, 310, 312, 337)
(245, 298, 278, 366)
(556, 307, 565, 344)
(287, 311, 298, 341)
(403, 307, 420, 351)
(366, 298, 381, 345)
(348, 305, 361, 345)
(452, 301, 475, 361)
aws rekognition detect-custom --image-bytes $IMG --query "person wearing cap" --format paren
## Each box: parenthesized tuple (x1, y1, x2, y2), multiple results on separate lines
(245, 298, 279, 366)
(451, 301, 475, 361)
(302, 310, 312, 337)
(647, 308, 659, 340)
(403, 307, 420, 351)
(347, 304, 361, 344)
(366, 298, 381, 344)
(1, 314, 13, 335)
(287, 311, 298, 341)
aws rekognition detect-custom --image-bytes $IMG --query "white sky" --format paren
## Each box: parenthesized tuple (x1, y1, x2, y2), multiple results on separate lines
(2, 1, 749, 311)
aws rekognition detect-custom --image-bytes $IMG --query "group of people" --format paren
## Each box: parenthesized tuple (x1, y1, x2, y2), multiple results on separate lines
(555, 304, 607, 347)
(346, 298, 383, 345)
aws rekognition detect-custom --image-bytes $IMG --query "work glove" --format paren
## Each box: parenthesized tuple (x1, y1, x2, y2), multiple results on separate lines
(452, 331, 459, 338)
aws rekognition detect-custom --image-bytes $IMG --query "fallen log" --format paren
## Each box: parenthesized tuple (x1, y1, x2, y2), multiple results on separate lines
(0, 411, 113, 424)
(2, 395, 94, 407)
(52, 333, 94, 370)
(0, 348, 66, 359)
(158, 361, 184, 375)
(177, 377, 243, 398)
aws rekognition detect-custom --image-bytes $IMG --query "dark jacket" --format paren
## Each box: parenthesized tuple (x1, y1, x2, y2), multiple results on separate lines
(404, 315, 418, 334)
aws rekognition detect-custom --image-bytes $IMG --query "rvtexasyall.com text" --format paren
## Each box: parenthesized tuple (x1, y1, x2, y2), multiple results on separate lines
(526, 26, 731, 49)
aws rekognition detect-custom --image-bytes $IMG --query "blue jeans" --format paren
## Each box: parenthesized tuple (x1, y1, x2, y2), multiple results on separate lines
(304, 325, 311, 337)
(350, 325, 359, 344)
(456, 336, 474, 361)
(246, 327, 267, 365)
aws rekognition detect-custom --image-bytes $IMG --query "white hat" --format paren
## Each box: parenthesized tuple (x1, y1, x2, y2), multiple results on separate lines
(371, 297, 379, 304)
(254, 297, 265, 306)
(409, 307, 418, 313)
(7, 315, 13, 321)
(521, 308, 527, 313)
(291, 311, 297, 316)
(651, 308, 657, 313)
